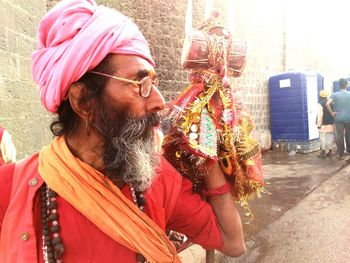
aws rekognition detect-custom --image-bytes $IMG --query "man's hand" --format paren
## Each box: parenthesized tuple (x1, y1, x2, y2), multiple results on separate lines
(167, 230, 188, 252)
(203, 161, 246, 257)
(326, 98, 335, 117)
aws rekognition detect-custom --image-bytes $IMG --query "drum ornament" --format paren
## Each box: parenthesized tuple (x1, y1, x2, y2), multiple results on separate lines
(162, 12, 264, 213)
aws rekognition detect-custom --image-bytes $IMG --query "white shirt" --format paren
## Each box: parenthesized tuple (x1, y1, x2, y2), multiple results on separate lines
(0, 129, 16, 164)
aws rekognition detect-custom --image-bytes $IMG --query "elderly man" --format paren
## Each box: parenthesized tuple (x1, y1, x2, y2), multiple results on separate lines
(0, 1, 245, 262)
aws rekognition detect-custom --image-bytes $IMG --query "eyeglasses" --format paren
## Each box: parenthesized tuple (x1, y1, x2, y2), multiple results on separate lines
(89, 71, 159, 98)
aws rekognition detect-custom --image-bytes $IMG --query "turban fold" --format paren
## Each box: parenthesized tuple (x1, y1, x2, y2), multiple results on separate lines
(32, 0, 154, 113)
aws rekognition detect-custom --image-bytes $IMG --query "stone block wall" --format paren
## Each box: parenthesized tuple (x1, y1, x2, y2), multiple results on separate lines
(0, 0, 287, 158)
(96, 0, 283, 135)
(0, 0, 52, 159)
(2, 0, 345, 158)
(97, 0, 190, 103)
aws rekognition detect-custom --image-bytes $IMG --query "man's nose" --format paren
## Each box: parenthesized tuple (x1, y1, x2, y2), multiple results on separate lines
(147, 85, 166, 113)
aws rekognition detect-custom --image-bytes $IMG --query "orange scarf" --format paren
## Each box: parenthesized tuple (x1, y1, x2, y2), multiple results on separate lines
(38, 137, 180, 263)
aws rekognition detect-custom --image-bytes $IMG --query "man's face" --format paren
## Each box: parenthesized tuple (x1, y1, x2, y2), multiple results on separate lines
(101, 54, 165, 119)
(91, 54, 165, 191)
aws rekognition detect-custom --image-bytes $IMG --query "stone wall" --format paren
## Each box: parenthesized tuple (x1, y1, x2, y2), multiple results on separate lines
(0, 0, 52, 159)
(1, 0, 347, 158)
(229, 0, 286, 133)
(95, 0, 286, 135)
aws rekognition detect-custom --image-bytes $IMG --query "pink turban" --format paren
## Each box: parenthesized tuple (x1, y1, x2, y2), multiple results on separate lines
(32, 0, 154, 113)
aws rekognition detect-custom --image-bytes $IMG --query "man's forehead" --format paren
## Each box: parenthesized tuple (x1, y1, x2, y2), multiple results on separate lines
(108, 54, 155, 77)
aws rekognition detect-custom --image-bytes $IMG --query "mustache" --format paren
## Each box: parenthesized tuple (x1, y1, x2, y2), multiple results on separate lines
(131, 112, 161, 131)
(96, 111, 161, 139)
(143, 112, 161, 127)
(116, 113, 160, 139)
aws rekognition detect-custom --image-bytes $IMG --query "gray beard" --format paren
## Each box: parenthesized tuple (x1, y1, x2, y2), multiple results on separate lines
(117, 134, 160, 191)
(103, 114, 160, 192)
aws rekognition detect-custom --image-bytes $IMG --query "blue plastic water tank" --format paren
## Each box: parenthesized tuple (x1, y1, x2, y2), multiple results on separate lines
(268, 71, 320, 142)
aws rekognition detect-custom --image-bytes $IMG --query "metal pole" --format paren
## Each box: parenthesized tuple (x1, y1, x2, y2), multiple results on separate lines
(206, 249, 215, 263)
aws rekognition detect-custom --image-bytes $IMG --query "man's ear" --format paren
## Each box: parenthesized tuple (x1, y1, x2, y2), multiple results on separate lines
(67, 83, 94, 121)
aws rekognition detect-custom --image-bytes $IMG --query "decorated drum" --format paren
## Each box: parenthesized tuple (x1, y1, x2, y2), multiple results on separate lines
(181, 28, 247, 77)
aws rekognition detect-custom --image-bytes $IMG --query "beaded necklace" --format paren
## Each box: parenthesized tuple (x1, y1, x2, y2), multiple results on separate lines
(40, 184, 64, 263)
(40, 183, 147, 263)
(130, 185, 147, 263)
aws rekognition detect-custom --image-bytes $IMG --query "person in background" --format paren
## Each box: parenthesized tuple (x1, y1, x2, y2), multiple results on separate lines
(316, 90, 334, 158)
(326, 78, 350, 160)
(0, 126, 16, 166)
(0, 1, 245, 262)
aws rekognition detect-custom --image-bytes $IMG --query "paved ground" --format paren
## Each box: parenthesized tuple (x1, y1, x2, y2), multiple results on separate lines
(179, 151, 350, 263)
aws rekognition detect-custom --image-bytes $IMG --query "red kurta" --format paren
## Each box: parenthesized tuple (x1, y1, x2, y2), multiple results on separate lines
(0, 127, 5, 166)
(0, 153, 222, 262)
